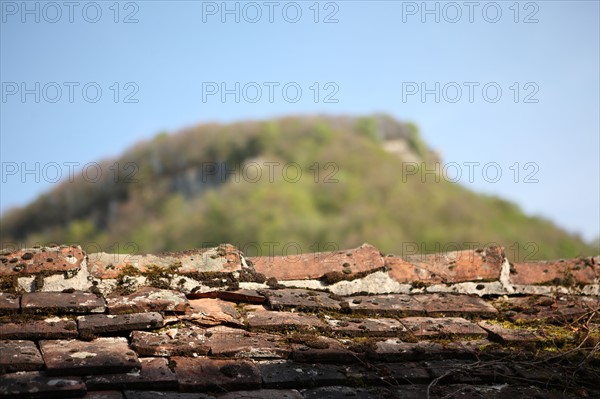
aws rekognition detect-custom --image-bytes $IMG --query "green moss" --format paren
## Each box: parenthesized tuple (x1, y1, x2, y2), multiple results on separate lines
(143, 264, 179, 289)
(410, 280, 430, 289)
(0, 275, 19, 293)
(119, 264, 141, 277)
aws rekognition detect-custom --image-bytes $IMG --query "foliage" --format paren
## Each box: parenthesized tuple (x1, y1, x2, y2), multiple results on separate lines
(0, 115, 595, 261)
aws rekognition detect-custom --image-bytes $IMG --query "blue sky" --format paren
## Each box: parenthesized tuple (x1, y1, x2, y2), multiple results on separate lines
(1, 0, 599, 242)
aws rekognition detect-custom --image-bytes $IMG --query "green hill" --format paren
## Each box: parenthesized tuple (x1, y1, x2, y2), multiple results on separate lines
(1, 115, 595, 260)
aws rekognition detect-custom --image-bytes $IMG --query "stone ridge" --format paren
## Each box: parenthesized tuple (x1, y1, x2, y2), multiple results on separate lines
(1, 243, 598, 296)
(0, 243, 599, 398)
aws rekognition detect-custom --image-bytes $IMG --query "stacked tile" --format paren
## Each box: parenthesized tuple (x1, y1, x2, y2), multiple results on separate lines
(0, 243, 597, 398)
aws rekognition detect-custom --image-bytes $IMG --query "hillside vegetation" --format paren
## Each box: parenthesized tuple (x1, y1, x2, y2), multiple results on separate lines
(1, 115, 595, 261)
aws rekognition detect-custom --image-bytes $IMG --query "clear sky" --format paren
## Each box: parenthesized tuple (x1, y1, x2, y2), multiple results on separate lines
(1, 0, 599, 241)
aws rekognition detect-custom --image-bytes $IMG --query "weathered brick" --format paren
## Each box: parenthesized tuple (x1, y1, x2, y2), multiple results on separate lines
(429, 384, 568, 399)
(0, 246, 84, 277)
(83, 392, 124, 399)
(510, 257, 599, 285)
(388, 246, 505, 284)
(78, 312, 163, 335)
(250, 244, 384, 280)
(131, 328, 210, 357)
(399, 317, 487, 339)
(246, 306, 326, 332)
(0, 371, 85, 398)
(207, 326, 291, 359)
(345, 362, 431, 385)
(190, 289, 266, 304)
(494, 295, 600, 323)
(250, 243, 384, 282)
(106, 287, 188, 314)
(511, 363, 568, 387)
(443, 339, 495, 359)
(216, 289, 266, 304)
(413, 293, 498, 318)
(219, 390, 303, 399)
(85, 357, 177, 390)
(425, 359, 514, 383)
(0, 293, 19, 312)
(124, 392, 215, 399)
(291, 336, 360, 364)
(264, 289, 342, 311)
(347, 294, 424, 317)
(184, 298, 243, 327)
(326, 317, 411, 338)
(0, 317, 78, 340)
(302, 385, 427, 399)
(40, 337, 140, 376)
(479, 321, 539, 343)
(369, 340, 446, 361)
(87, 244, 242, 279)
(259, 361, 347, 389)
(21, 291, 106, 314)
(173, 357, 261, 392)
(0, 340, 44, 373)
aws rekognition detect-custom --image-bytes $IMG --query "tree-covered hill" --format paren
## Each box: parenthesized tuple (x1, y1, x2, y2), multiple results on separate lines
(1, 115, 595, 260)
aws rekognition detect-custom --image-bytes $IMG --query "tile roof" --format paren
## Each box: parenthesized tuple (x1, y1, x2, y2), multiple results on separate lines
(0, 243, 598, 398)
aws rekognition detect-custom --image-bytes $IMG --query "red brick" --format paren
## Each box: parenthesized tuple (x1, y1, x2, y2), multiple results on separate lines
(173, 357, 261, 392)
(246, 306, 326, 332)
(0, 246, 84, 277)
(207, 326, 291, 359)
(87, 244, 242, 279)
(21, 291, 106, 314)
(250, 243, 384, 281)
(40, 337, 140, 376)
(264, 289, 343, 311)
(347, 294, 425, 317)
(510, 257, 599, 285)
(77, 312, 164, 335)
(106, 287, 188, 314)
(85, 357, 177, 390)
(399, 317, 487, 339)
(131, 328, 210, 357)
(0, 371, 86, 398)
(0, 317, 78, 340)
(413, 293, 498, 318)
(184, 298, 243, 327)
(0, 293, 19, 312)
(0, 340, 44, 373)
(388, 246, 504, 284)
